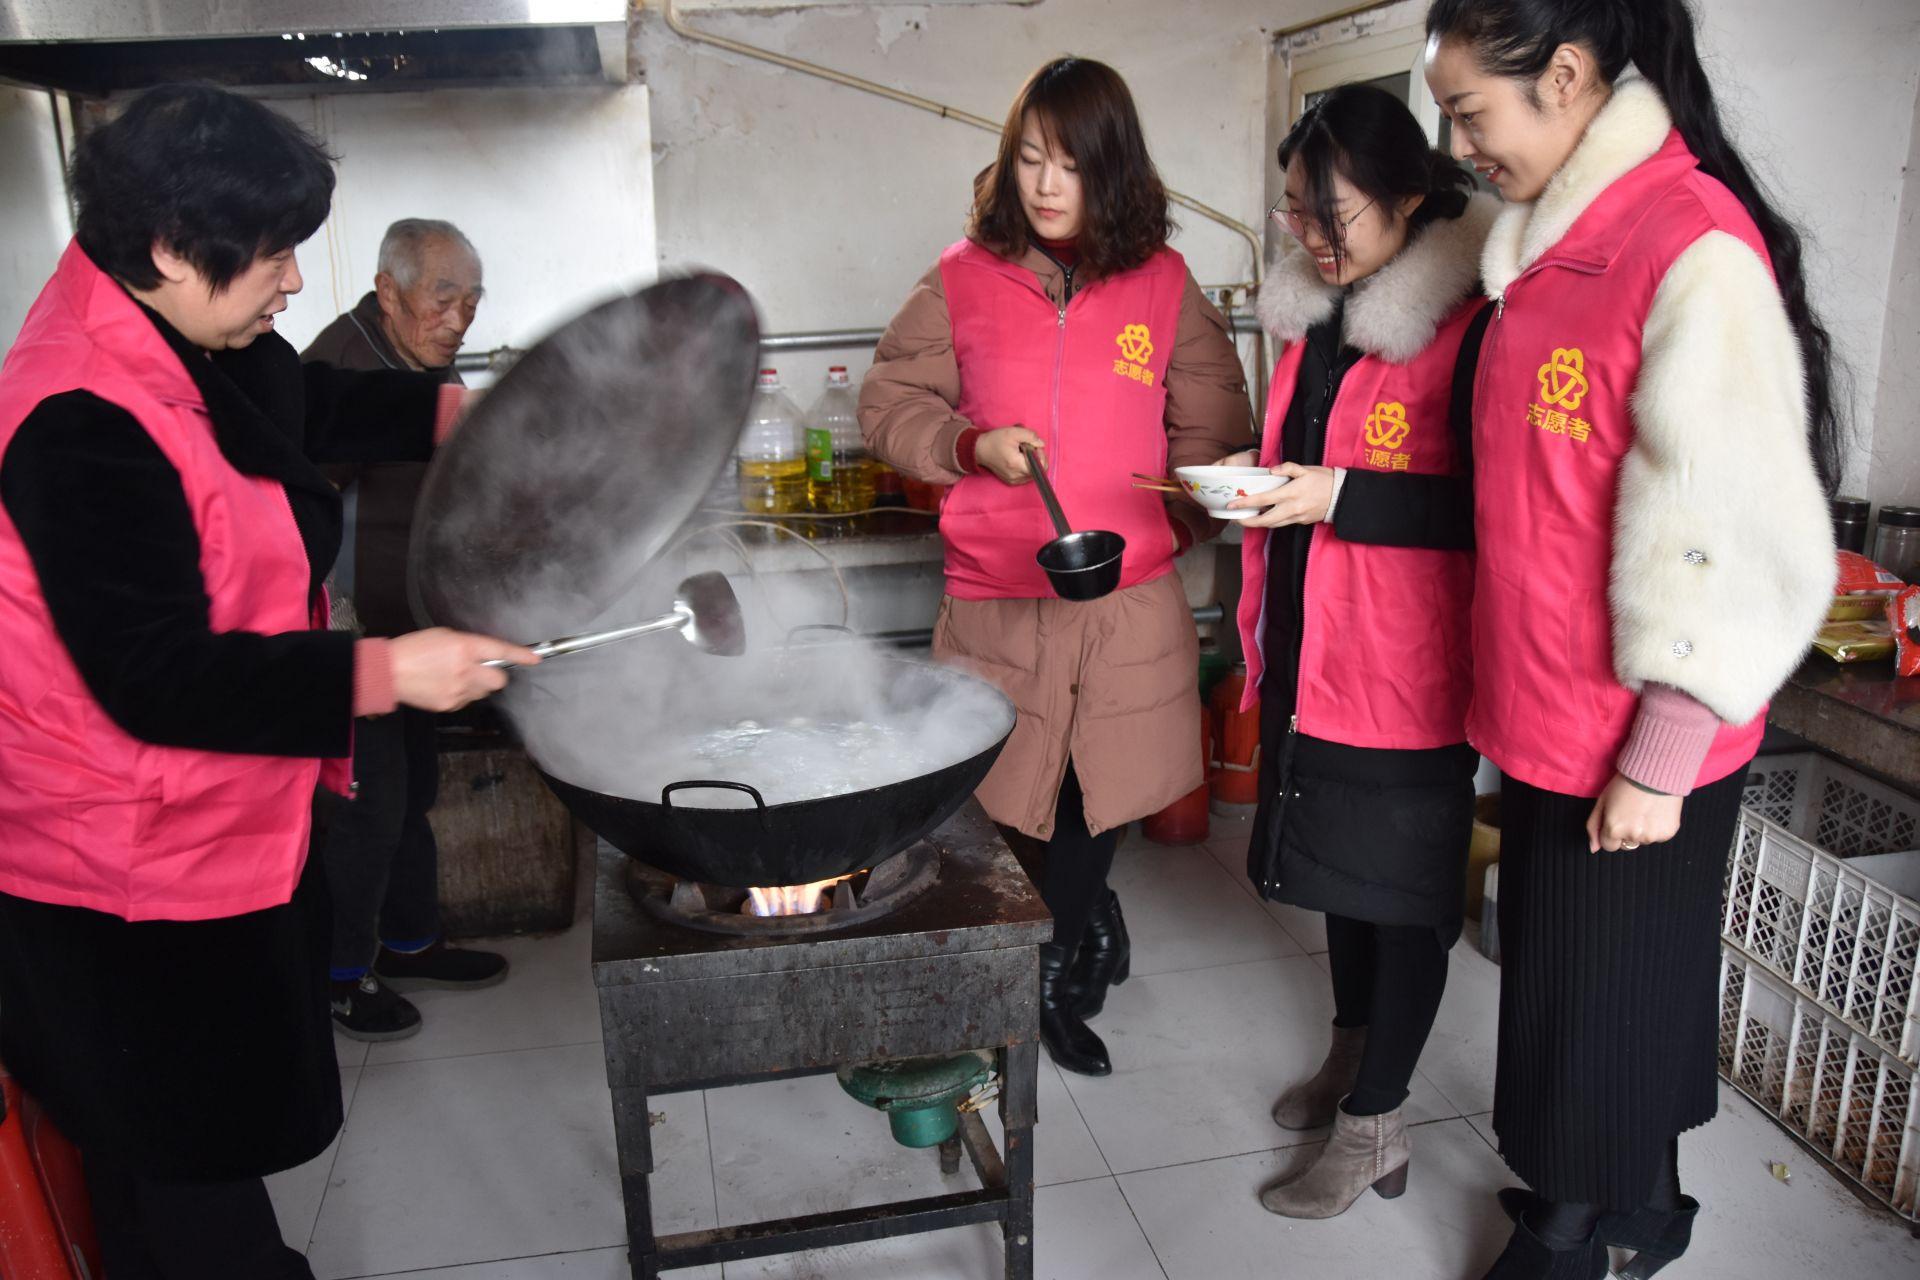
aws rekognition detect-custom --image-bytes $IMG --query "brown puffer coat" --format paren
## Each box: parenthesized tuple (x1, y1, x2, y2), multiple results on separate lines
(859, 247, 1253, 837)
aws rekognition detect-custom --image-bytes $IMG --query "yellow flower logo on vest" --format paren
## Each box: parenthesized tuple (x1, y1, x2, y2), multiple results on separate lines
(1525, 347, 1594, 443)
(1537, 347, 1589, 410)
(1363, 402, 1411, 449)
(1112, 323, 1157, 387)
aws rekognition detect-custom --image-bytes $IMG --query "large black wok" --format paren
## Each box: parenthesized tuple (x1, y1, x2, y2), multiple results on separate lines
(539, 656, 1015, 887)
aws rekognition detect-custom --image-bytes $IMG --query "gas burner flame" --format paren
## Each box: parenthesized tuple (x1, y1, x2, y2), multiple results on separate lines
(744, 874, 857, 918)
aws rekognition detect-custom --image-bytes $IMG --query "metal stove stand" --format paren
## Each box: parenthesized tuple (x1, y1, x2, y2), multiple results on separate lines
(591, 804, 1051, 1278)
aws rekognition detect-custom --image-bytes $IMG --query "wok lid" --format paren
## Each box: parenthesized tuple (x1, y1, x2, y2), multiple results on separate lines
(408, 273, 761, 642)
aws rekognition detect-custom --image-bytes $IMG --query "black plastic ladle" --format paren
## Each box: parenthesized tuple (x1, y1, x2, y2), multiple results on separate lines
(1020, 443, 1125, 601)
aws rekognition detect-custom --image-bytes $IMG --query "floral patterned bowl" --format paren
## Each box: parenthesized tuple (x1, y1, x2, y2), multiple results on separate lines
(1173, 466, 1289, 520)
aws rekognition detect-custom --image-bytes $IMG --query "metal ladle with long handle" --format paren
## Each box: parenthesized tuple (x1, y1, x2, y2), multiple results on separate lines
(484, 571, 745, 669)
(1020, 443, 1125, 601)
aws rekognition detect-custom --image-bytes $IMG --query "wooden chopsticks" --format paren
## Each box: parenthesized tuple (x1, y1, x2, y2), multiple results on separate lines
(1131, 472, 1183, 494)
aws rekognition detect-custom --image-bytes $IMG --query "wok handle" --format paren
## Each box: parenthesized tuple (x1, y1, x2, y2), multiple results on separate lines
(661, 779, 769, 814)
(1020, 443, 1073, 539)
(482, 610, 691, 669)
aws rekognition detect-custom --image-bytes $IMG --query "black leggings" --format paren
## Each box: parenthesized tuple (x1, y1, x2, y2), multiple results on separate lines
(1001, 763, 1121, 951)
(83, 1151, 314, 1279)
(1324, 913, 1451, 1116)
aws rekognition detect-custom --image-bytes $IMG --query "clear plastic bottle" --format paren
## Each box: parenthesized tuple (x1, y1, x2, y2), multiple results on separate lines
(736, 368, 808, 522)
(805, 366, 876, 534)
(701, 442, 742, 517)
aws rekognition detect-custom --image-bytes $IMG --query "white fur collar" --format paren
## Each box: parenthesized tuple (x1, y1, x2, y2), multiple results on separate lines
(1255, 193, 1500, 364)
(1482, 71, 1672, 297)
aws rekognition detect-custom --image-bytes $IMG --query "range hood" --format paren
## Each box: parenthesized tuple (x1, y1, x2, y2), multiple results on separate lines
(0, 1, 634, 96)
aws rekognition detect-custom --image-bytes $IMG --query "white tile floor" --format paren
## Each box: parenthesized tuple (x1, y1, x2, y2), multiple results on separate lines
(268, 816, 1920, 1279)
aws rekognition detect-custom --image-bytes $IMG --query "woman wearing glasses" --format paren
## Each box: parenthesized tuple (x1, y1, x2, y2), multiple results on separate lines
(1216, 83, 1497, 1219)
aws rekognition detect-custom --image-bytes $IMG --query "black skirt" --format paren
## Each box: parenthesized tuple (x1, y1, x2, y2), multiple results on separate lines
(0, 851, 342, 1182)
(1491, 767, 1746, 1207)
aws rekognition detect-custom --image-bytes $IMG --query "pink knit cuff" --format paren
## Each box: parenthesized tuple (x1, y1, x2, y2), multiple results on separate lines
(433, 384, 467, 444)
(1616, 682, 1722, 796)
(353, 638, 398, 718)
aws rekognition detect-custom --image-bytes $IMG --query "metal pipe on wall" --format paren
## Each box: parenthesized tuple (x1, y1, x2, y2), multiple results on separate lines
(652, 0, 1270, 416)
(656, 0, 1262, 284)
(454, 311, 1262, 371)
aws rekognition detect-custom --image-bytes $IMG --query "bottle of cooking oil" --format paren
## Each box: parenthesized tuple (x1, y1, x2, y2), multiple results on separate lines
(805, 366, 875, 535)
(737, 368, 807, 527)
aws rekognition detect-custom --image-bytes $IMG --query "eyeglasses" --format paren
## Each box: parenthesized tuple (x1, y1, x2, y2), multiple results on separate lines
(1267, 196, 1378, 241)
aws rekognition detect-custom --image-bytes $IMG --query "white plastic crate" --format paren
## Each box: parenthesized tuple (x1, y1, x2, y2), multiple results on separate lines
(1719, 944, 1919, 1221)
(1740, 753, 1919, 857)
(1725, 754, 1920, 1064)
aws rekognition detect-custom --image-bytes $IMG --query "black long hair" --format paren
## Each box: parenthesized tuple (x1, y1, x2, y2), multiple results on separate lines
(1277, 83, 1475, 269)
(1425, 0, 1842, 492)
(970, 57, 1172, 277)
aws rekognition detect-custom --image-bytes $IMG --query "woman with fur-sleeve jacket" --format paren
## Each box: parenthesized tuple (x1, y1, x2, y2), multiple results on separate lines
(1426, 4, 1837, 1267)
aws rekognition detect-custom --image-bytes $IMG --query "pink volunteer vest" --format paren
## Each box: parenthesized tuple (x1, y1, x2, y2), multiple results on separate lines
(938, 239, 1185, 599)
(1469, 131, 1768, 796)
(1236, 301, 1479, 749)
(0, 241, 338, 922)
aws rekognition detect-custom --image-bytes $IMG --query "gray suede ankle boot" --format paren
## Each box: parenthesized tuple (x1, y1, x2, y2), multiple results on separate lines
(1258, 1103, 1410, 1220)
(1272, 1024, 1366, 1130)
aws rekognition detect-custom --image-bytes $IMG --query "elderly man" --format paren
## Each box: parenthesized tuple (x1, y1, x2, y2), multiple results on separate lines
(303, 218, 502, 1041)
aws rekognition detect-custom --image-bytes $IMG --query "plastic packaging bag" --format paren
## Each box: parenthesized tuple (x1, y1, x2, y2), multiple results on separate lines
(1892, 586, 1920, 678)
(1813, 620, 1895, 664)
(1836, 549, 1905, 596)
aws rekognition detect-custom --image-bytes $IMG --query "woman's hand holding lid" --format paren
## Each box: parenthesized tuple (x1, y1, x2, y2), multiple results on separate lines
(389, 628, 542, 713)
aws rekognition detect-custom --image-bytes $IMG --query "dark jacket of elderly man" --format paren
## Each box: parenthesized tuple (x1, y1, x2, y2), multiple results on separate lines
(303, 219, 481, 638)
(302, 217, 501, 1043)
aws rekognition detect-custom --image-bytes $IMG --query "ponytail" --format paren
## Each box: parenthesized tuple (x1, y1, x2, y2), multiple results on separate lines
(1417, 150, 1474, 226)
(1426, 0, 1843, 491)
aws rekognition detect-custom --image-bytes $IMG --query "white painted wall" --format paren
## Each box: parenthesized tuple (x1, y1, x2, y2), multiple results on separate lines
(1684, 0, 1920, 498)
(635, 0, 1328, 397)
(1, 0, 1912, 492)
(266, 86, 657, 357)
(0, 84, 657, 366)
(639, 0, 1920, 486)
(1869, 78, 1920, 510)
(0, 86, 72, 347)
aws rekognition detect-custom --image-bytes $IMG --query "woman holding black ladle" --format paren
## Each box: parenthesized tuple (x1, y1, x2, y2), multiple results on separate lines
(858, 57, 1252, 1076)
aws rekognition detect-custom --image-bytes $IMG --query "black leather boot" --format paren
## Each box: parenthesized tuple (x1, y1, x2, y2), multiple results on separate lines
(1597, 1196, 1700, 1279)
(1481, 1209, 1608, 1280)
(1067, 890, 1131, 1019)
(1039, 942, 1111, 1076)
(1500, 1187, 1699, 1279)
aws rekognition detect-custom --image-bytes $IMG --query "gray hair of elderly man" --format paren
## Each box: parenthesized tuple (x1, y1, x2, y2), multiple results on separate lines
(376, 218, 481, 289)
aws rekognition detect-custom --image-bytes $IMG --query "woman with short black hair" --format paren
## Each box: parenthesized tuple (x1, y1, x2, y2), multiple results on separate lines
(0, 83, 535, 1276)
